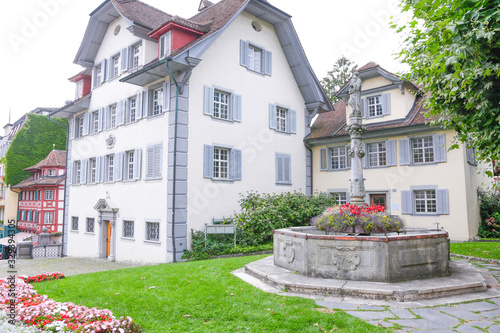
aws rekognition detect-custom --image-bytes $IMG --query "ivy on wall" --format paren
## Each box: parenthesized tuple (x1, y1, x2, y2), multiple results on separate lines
(4, 114, 67, 186)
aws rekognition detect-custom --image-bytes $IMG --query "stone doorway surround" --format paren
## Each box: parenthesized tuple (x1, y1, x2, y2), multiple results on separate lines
(94, 199, 118, 262)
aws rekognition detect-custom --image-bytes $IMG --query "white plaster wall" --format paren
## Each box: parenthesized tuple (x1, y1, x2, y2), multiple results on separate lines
(311, 129, 492, 240)
(186, 11, 308, 236)
(67, 17, 169, 263)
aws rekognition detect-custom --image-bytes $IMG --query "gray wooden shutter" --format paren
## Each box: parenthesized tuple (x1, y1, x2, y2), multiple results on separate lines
(240, 40, 249, 67)
(289, 109, 297, 134)
(204, 86, 214, 116)
(154, 144, 162, 178)
(66, 161, 72, 185)
(401, 190, 412, 214)
(399, 138, 411, 165)
(320, 148, 328, 171)
(269, 104, 277, 130)
(437, 189, 449, 215)
(98, 107, 104, 131)
(117, 100, 126, 126)
(263, 50, 272, 75)
(120, 47, 129, 72)
(101, 59, 108, 82)
(233, 94, 242, 122)
(466, 147, 477, 165)
(434, 134, 447, 162)
(114, 152, 123, 181)
(275, 154, 283, 183)
(142, 90, 149, 118)
(362, 143, 368, 168)
(387, 140, 397, 166)
(203, 145, 214, 178)
(361, 98, 368, 118)
(98, 156, 105, 183)
(136, 92, 143, 120)
(92, 65, 98, 87)
(382, 93, 391, 115)
(81, 159, 88, 184)
(104, 106, 111, 130)
(163, 81, 170, 112)
(82, 113, 90, 136)
(284, 155, 291, 183)
(69, 118, 75, 139)
(133, 149, 142, 180)
(146, 146, 154, 179)
(234, 149, 242, 180)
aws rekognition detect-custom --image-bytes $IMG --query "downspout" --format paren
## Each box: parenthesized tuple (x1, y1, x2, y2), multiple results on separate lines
(166, 57, 179, 263)
(47, 111, 69, 257)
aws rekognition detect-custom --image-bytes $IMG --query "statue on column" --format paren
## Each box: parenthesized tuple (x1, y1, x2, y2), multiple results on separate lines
(346, 71, 366, 207)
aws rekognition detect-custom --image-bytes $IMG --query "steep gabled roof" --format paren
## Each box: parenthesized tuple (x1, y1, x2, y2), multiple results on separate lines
(122, 0, 332, 113)
(24, 150, 66, 172)
(74, 0, 172, 68)
(12, 175, 65, 189)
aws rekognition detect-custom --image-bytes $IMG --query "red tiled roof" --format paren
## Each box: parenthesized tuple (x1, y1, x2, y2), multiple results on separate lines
(307, 96, 439, 141)
(112, 0, 173, 30)
(12, 175, 64, 189)
(24, 150, 66, 171)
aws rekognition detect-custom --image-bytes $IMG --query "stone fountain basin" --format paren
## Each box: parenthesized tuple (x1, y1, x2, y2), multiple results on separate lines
(273, 227, 450, 283)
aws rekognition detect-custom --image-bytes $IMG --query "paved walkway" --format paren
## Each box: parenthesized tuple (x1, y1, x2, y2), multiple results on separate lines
(0, 257, 154, 277)
(315, 262, 500, 332)
(235, 260, 500, 332)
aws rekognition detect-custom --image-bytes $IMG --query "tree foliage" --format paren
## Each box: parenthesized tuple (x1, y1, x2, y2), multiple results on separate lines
(395, 0, 500, 165)
(4, 114, 67, 186)
(320, 56, 358, 104)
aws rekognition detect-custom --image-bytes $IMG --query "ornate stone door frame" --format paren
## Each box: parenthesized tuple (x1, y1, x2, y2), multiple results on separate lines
(94, 199, 118, 261)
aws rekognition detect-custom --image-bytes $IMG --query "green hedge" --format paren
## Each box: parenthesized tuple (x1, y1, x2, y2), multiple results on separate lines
(4, 114, 67, 186)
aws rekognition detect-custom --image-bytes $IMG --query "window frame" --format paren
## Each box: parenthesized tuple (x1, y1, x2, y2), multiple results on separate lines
(106, 154, 114, 182)
(145, 221, 160, 242)
(412, 136, 435, 164)
(91, 110, 99, 134)
(128, 96, 137, 123)
(247, 44, 262, 72)
(86, 218, 95, 233)
(132, 43, 142, 68)
(111, 53, 120, 79)
(330, 146, 348, 170)
(367, 142, 387, 167)
(152, 87, 163, 116)
(74, 160, 81, 184)
(71, 216, 78, 231)
(44, 212, 54, 225)
(95, 64, 102, 86)
(126, 150, 135, 180)
(413, 189, 437, 214)
(159, 31, 172, 59)
(89, 158, 97, 183)
(109, 104, 117, 128)
(123, 220, 135, 238)
(203, 144, 242, 181)
(44, 190, 54, 201)
(401, 186, 449, 215)
(213, 147, 230, 180)
(367, 95, 383, 118)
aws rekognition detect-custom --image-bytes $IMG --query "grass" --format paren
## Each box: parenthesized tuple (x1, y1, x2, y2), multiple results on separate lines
(33, 255, 387, 333)
(450, 241, 500, 260)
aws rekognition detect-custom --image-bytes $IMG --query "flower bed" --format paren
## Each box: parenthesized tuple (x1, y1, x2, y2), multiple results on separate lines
(0, 278, 144, 332)
(310, 203, 405, 234)
(19, 273, 65, 284)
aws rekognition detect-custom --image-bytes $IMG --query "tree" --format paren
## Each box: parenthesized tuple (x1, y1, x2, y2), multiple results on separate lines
(321, 56, 358, 104)
(4, 114, 67, 186)
(395, 0, 500, 167)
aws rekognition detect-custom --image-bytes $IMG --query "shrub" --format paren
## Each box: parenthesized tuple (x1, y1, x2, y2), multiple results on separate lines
(311, 203, 405, 234)
(478, 190, 500, 238)
(234, 191, 337, 245)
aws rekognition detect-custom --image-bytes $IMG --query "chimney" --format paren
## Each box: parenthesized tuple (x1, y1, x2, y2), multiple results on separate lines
(3, 123, 13, 137)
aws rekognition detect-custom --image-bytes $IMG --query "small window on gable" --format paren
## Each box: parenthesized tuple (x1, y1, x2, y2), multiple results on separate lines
(203, 86, 242, 122)
(159, 31, 172, 59)
(240, 40, 272, 76)
(48, 169, 55, 176)
(362, 93, 391, 118)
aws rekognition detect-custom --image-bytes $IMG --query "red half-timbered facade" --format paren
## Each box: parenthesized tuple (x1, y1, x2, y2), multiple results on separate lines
(13, 150, 66, 233)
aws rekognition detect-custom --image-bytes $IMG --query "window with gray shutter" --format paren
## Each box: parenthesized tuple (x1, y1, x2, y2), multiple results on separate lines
(203, 145, 242, 181)
(276, 153, 292, 184)
(204, 86, 242, 122)
(240, 40, 272, 76)
(269, 104, 296, 134)
(146, 144, 162, 179)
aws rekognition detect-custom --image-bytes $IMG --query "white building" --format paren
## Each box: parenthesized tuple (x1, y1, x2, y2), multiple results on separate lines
(51, 0, 331, 262)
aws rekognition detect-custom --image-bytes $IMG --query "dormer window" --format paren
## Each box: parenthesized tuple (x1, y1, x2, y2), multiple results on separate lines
(159, 31, 172, 59)
(48, 169, 56, 176)
(76, 80, 83, 99)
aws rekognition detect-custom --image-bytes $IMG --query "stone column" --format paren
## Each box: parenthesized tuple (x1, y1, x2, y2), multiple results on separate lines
(108, 214, 116, 262)
(347, 71, 366, 207)
(97, 212, 103, 258)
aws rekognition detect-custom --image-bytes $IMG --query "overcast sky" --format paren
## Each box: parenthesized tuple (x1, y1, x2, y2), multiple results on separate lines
(0, 0, 407, 127)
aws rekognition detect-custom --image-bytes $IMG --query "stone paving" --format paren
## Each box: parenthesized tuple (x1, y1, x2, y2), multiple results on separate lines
(314, 262, 500, 332)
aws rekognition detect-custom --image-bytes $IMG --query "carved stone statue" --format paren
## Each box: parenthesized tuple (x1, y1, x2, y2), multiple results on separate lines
(348, 71, 362, 116)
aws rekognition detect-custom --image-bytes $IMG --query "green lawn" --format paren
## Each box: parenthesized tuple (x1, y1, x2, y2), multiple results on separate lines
(33, 255, 387, 333)
(451, 241, 500, 260)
